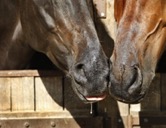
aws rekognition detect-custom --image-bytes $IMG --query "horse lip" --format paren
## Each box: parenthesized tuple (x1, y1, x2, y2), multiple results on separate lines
(119, 93, 146, 104)
(85, 94, 106, 102)
(70, 74, 107, 102)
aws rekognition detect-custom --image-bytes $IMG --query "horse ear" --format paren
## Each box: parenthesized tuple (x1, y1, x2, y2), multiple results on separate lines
(114, 0, 126, 24)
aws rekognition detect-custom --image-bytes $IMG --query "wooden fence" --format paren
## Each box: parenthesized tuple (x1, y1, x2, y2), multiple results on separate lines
(0, 70, 101, 128)
(0, 70, 166, 128)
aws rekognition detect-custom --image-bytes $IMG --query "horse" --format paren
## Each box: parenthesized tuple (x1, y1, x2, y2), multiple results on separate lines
(109, 0, 166, 103)
(0, 0, 109, 103)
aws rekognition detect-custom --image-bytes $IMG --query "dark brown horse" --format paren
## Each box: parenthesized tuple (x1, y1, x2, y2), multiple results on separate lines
(109, 0, 166, 103)
(0, 0, 109, 102)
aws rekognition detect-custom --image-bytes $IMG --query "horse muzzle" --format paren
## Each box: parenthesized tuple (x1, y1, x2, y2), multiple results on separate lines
(109, 64, 145, 103)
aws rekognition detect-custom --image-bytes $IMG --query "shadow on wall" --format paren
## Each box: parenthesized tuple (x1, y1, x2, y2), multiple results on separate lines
(93, 4, 115, 58)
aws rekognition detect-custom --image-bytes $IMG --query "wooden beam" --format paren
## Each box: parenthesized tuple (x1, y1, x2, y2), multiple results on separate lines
(0, 70, 64, 77)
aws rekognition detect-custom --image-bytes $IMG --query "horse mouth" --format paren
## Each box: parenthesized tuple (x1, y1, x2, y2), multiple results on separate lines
(85, 94, 106, 102)
(71, 77, 106, 103)
(117, 93, 145, 104)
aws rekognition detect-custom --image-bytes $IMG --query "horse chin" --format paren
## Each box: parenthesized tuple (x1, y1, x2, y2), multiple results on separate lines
(108, 88, 145, 104)
(116, 94, 145, 104)
(109, 68, 155, 104)
(69, 76, 106, 103)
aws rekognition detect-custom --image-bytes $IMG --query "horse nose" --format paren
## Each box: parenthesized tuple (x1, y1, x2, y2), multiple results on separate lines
(72, 54, 109, 97)
(117, 64, 142, 91)
(109, 64, 143, 103)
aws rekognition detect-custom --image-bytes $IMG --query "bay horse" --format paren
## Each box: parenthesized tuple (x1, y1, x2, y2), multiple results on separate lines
(0, 0, 109, 102)
(109, 0, 166, 103)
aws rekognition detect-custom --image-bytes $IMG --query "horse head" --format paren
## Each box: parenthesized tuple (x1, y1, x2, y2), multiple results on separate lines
(20, 0, 109, 103)
(109, 0, 166, 103)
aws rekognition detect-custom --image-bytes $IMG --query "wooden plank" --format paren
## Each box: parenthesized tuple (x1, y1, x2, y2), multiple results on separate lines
(133, 114, 166, 126)
(11, 77, 34, 111)
(141, 74, 161, 111)
(0, 117, 103, 128)
(132, 112, 166, 127)
(130, 104, 141, 117)
(0, 70, 63, 77)
(0, 78, 11, 111)
(161, 73, 166, 111)
(35, 77, 63, 111)
(0, 111, 92, 119)
(93, 0, 107, 18)
(0, 110, 89, 120)
(63, 77, 90, 116)
(117, 101, 129, 116)
(117, 102, 130, 128)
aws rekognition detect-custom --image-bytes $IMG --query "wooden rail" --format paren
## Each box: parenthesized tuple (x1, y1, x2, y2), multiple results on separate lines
(0, 70, 64, 77)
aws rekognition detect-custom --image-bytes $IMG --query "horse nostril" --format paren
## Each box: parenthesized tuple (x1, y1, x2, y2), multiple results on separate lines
(75, 63, 84, 70)
(73, 63, 87, 85)
(75, 63, 85, 76)
(128, 66, 142, 95)
(132, 64, 139, 70)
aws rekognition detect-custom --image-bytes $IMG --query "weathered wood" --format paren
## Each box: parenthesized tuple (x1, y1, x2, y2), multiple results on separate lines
(11, 77, 34, 111)
(132, 112, 166, 127)
(0, 112, 93, 119)
(93, 0, 107, 18)
(130, 104, 141, 117)
(35, 77, 63, 111)
(0, 70, 164, 127)
(0, 117, 103, 128)
(0, 78, 11, 111)
(0, 70, 63, 77)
